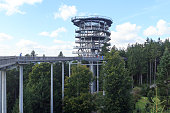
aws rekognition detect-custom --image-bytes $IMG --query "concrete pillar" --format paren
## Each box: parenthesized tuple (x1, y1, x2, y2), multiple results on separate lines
(19, 65, 23, 113)
(62, 62, 64, 99)
(97, 62, 99, 93)
(2, 71, 6, 113)
(51, 63, 53, 113)
(90, 62, 94, 94)
(0, 71, 2, 113)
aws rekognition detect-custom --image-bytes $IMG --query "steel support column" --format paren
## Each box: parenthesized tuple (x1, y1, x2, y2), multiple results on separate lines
(90, 62, 94, 94)
(97, 62, 99, 93)
(62, 62, 64, 99)
(2, 71, 6, 113)
(51, 63, 53, 113)
(19, 65, 23, 113)
(0, 71, 2, 113)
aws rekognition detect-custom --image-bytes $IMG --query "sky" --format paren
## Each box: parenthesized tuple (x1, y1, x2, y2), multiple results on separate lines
(0, 0, 170, 56)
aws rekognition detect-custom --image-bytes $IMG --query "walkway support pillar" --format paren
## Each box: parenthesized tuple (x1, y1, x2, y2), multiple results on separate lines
(51, 63, 53, 113)
(0, 71, 2, 113)
(19, 65, 23, 113)
(97, 62, 99, 93)
(62, 62, 64, 99)
(2, 71, 6, 113)
(90, 62, 94, 94)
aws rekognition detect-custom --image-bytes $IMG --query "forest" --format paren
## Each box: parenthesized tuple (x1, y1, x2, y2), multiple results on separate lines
(5, 38, 170, 113)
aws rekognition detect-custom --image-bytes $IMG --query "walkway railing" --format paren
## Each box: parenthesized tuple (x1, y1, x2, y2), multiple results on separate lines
(0, 56, 103, 70)
(0, 56, 17, 69)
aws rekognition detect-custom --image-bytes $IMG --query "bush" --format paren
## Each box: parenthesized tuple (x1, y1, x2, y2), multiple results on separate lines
(93, 91, 105, 113)
(132, 87, 142, 102)
(140, 84, 149, 97)
(147, 89, 155, 103)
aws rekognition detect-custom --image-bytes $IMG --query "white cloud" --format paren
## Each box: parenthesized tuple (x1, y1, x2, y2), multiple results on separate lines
(16, 39, 37, 47)
(39, 32, 49, 37)
(0, 33, 13, 41)
(53, 39, 75, 56)
(111, 22, 145, 49)
(0, 44, 12, 56)
(15, 39, 74, 56)
(54, 5, 77, 20)
(0, 0, 42, 15)
(39, 27, 67, 38)
(143, 19, 170, 36)
(53, 39, 65, 44)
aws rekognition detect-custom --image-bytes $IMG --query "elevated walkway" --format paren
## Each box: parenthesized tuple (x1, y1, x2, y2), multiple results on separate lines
(0, 56, 103, 70)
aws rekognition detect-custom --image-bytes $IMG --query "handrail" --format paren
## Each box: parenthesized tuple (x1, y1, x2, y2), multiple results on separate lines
(71, 15, 113, 22)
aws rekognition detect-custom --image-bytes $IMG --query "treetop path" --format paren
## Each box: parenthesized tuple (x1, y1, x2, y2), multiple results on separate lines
(0, 56, 103, 70)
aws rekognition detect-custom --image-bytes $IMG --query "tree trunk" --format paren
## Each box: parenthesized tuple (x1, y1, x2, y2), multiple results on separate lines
(141, 74, 143, 85)
(147, 70, 148, 85)
(152, 62, 154, 84)
(132, 75, 133, 88)
(147, 62, 149, 85)
(139, 74, 140, 85)
(150, 61, 152, 85)
(154, 58, 156, 84)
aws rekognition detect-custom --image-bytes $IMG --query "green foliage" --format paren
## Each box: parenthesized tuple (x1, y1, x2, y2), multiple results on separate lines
(26, 63, 62, 113)
(102, 49, 134, 113)
(64, 64, 96, 113)
(93, 91, 105, 112)
(140, 85, 150, 97)
(157, 47, 170, 81)
(100, 42, 111, 56)
(132, 87, 142, 102)
(135, 97, 150, 113)
(11, 99, 19, 113)
(134, 96, 165, 113)
(6, 68, 19, 113)
(58, 51, 64, 57)
(64, 93, 95, 113)
(11, 63, 62, 113)
(157, 47, 170, 110)
(147, 89, 155, 103)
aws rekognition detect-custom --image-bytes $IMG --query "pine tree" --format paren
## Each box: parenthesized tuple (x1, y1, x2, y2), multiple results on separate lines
(157, 47, 170, 110)
(103, 49, 133, 113)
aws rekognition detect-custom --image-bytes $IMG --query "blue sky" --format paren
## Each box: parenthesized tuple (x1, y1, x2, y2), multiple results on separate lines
(0, 0, 170, 56)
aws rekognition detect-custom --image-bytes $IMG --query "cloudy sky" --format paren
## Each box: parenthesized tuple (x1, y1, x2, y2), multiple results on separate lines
(0, 0, 170, 56)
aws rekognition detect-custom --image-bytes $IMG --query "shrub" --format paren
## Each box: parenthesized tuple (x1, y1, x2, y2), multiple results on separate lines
(132, 87, 142, 102)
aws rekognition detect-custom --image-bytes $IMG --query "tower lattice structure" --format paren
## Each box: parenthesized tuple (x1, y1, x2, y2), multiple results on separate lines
(71, 16, 112, 57)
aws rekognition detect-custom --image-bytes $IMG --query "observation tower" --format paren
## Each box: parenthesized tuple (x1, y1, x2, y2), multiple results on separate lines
(71, 16, 113, 57)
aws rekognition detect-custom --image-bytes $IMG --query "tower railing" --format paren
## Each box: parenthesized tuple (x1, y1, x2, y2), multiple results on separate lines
(71, 15, 113, 22)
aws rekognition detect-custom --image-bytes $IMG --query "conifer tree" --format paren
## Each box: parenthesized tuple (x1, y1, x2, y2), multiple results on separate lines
(157, 47, 170, 110)
(103, 48, 133, 113)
